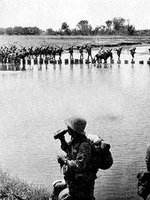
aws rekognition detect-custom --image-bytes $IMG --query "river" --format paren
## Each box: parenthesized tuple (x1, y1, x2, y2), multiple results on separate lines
(0, 43, 150, 199)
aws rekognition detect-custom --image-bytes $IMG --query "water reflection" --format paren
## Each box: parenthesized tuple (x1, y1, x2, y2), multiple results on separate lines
(1, 47, 150, 199)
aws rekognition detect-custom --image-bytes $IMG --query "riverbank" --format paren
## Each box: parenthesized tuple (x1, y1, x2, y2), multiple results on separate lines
(0, 169, 51, 200)
(1, 35, 150, 49)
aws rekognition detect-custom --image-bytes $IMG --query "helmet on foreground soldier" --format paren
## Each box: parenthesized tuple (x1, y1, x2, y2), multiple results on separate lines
(54, 116, 87, 140)
(64, 116, 87, 135)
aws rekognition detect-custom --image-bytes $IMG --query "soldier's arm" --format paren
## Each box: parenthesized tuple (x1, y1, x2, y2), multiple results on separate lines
(60, 136, 70, 153)
(66, 142, 91, 172)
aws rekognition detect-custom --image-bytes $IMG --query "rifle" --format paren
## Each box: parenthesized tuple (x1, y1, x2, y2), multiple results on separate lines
(54, 44, 60, 49)
(19, 44, 24, 49)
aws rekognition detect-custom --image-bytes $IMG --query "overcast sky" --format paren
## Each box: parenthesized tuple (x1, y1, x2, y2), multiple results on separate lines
(0, 0, 150, 30)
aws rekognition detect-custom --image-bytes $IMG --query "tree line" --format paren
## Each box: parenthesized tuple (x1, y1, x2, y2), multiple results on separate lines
(0, 26, 42, 35)
(0, 17, 148, 36)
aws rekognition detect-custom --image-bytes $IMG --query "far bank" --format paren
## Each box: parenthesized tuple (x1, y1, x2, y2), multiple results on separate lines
(0, 35, 150, 49)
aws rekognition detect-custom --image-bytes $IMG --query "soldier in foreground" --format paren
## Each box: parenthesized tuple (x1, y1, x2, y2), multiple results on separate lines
(137, 145, 150, 200)
(51, 116, 113, 200)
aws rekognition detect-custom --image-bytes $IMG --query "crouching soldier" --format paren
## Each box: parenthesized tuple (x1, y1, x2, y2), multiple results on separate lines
(51, 116, 113, 200)
(137, 145, 150, 200)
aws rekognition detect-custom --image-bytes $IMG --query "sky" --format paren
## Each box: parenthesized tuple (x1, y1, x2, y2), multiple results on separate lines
(0, 0, 150, 30)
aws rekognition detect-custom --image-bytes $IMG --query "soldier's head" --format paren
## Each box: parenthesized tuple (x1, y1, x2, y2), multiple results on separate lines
(65, 116, 87, 137)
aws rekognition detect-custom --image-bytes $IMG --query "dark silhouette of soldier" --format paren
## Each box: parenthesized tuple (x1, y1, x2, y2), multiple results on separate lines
(137, 146, 150, 200)
(68, 46, 74, 60)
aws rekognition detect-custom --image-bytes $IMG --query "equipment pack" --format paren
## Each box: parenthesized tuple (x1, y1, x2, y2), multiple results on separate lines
(87, 134, 113, 170)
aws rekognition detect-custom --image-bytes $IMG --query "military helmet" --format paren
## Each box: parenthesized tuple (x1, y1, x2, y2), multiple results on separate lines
(64, 116, 87, 135)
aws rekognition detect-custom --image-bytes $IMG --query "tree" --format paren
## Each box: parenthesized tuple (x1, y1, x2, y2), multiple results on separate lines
(0, 28, 5, 35)
(93, 26, 101, 35)
(21, 27, 41, 35)
(61, 22, 71, 35)
(99, 25, 106, 35)
(5, 27, 13, 35)
(126, 24, 136, 35)
(105, 20, 112, 30)
(46, 28, 55, 35)
(32, 27, 41, 35)
(13, 26, 24, 35)
(61, 22, 69, 30)
(112, 17, 126, 33)
(105, 20, 113, 35)
(76, 20, 92, 35)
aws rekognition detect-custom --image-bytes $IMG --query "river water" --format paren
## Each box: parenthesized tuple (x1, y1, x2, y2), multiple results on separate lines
(0, 46, 150, 200)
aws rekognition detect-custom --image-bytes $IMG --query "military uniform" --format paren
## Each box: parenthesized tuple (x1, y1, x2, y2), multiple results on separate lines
(79, 46, 84, 60)
(68, 47, 74, 60)
(53, 117, 98, 200)
(137, 145, 150, 200)
(130, 47, 136, 58)
(60, 134, 97, 200)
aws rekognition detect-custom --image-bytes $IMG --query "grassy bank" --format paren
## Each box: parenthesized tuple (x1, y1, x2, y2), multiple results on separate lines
(0, 169, 51, 200)
(1, 35, 150, 48)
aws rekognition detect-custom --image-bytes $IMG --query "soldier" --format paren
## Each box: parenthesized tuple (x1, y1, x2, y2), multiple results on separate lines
(78, 46, 84, 60)
(52, 48, 57, 61)
(52, 117, 96, 200)
(86, 45, 93, 61)
(52, 116, 113, 200)
(115, 47, 122, 61)
(68, 46, 74, 60)
(137, 146, 150, 200)
(129, 47, 136, 62)
(57, 47, 64, 60)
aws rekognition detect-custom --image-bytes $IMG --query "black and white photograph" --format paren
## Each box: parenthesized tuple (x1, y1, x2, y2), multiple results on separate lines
(0, 0, 150, 199)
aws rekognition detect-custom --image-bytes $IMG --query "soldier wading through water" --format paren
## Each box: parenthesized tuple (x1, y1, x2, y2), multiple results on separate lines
(51, 116, 113, 200)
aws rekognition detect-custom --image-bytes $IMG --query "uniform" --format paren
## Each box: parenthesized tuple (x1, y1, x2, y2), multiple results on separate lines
(60, 134, 97, 200)
(137, 145, 150, 199)
(52, 117, 98, 200)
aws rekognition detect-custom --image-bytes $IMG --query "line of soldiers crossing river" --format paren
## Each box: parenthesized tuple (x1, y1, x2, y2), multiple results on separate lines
(0, 44, 94, 65)
(0, 44, 147, 70)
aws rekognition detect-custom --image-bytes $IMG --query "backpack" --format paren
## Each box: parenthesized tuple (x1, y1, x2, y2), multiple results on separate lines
(87, 134, 113, 170)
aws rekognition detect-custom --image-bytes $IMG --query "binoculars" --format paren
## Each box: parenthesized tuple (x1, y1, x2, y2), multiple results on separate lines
(101, 142, 110, 151)
(54, 129, 68, 139)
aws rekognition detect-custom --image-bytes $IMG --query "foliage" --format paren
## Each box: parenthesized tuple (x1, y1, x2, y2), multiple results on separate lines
(0, 26, 42, 35)
(126, 24, 136, 35)
(136, 29, 150, 36)
(112, 17, 126, 33)
(5, 27, 14, 35)
(46, 28, 55, 35)
(61, 22, 69, 31)
(0, 169, 50, 200)
(0, 28, 5, 35)
(105, 20, 112, 30)
(0, 17, 149, 36)
(60, 22, 71, 35)
(76, 20, 92, 35)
